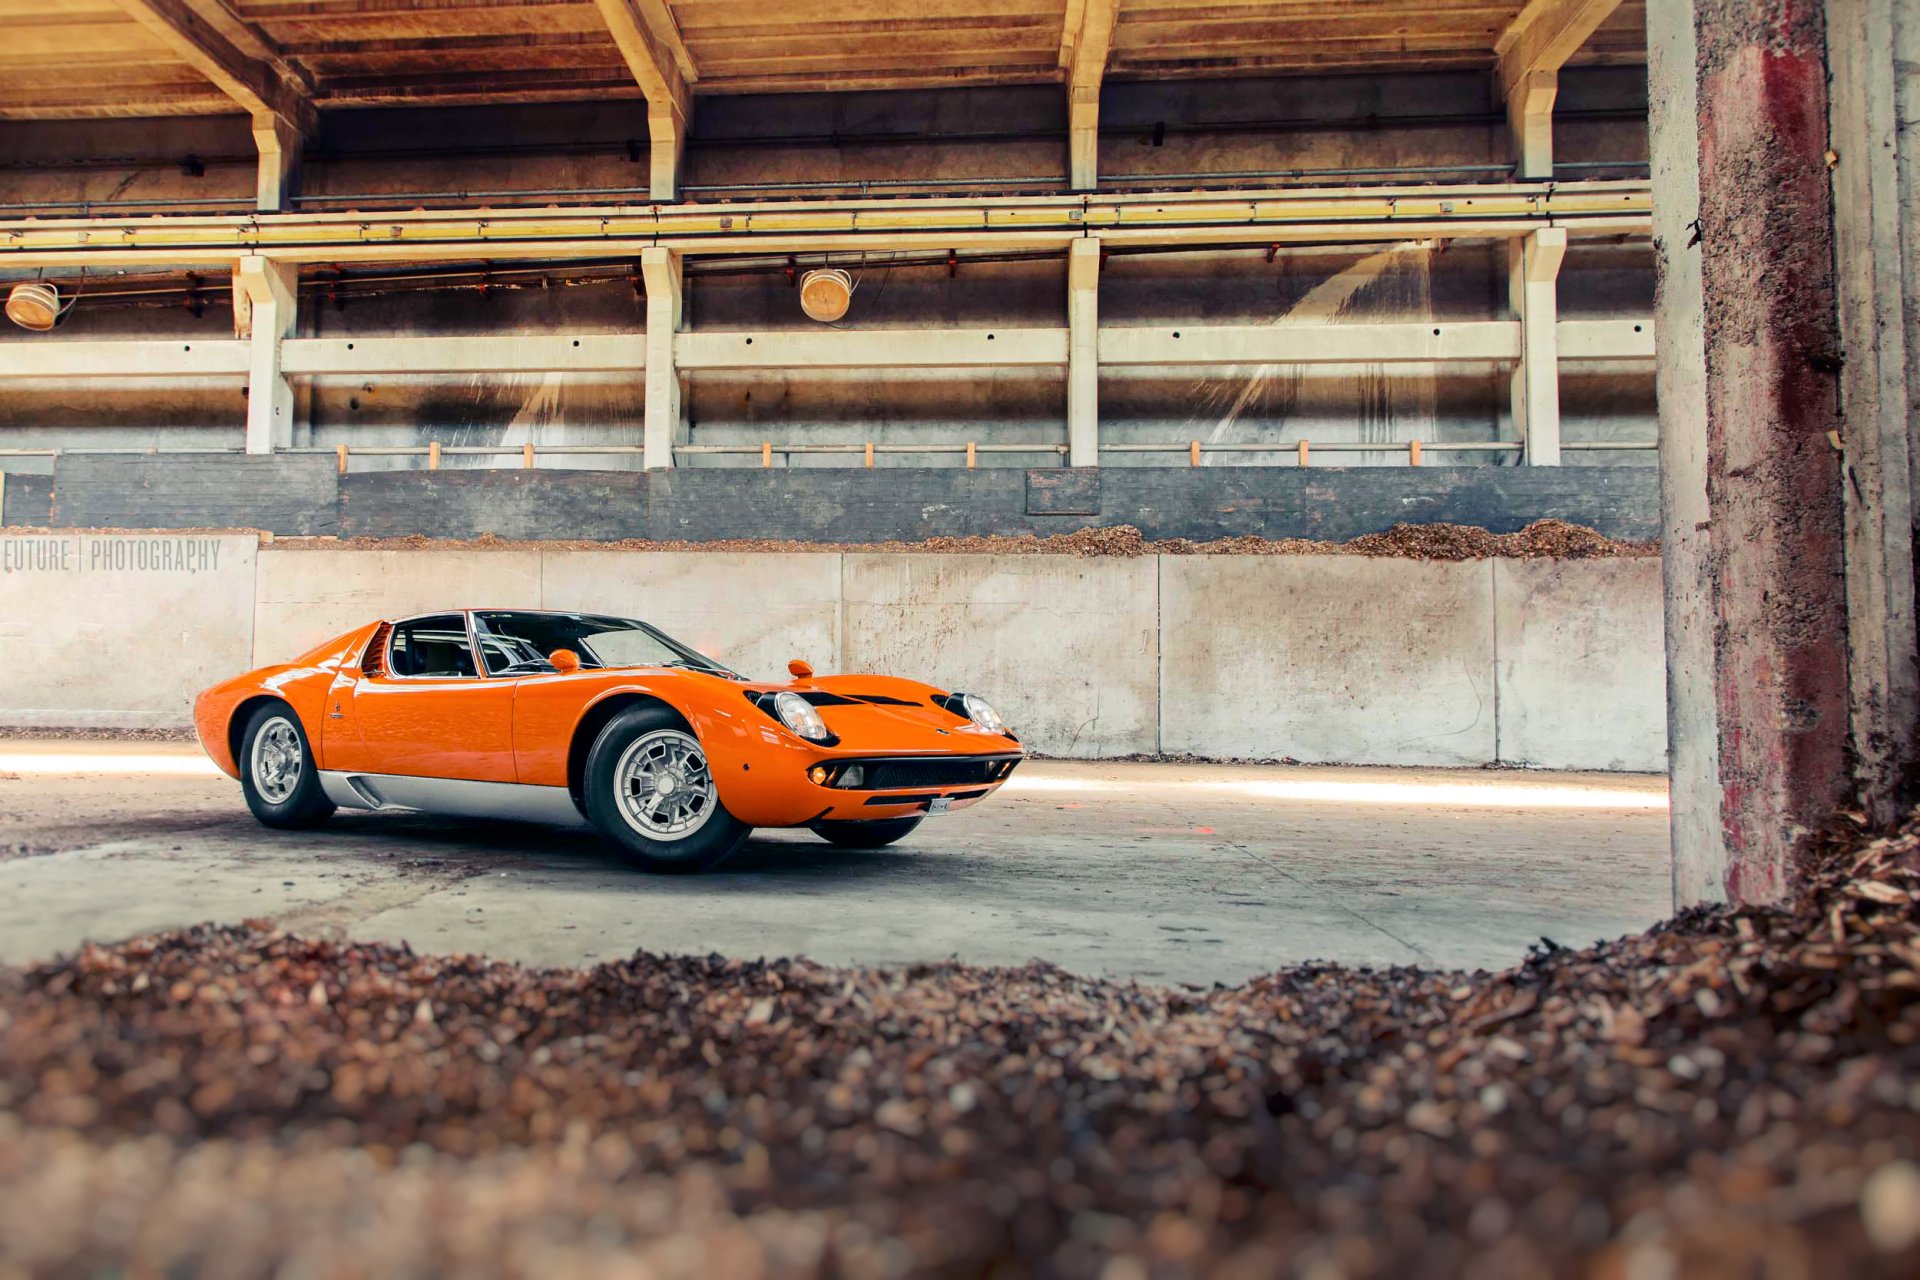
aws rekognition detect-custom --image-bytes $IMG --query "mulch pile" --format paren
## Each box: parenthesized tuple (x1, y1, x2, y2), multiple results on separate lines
(290, 518, 1657, 560)
(2, 814, 1915, 1278)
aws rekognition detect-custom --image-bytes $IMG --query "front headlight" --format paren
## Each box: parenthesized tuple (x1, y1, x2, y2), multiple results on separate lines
(959, 693, 1008, 734)
(772, 690, 832, 742)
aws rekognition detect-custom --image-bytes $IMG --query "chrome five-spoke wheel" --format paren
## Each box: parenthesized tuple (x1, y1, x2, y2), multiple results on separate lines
(613, 728, 715, 841)
(250, 714, 303, 803)
(584, 707, 750, 873)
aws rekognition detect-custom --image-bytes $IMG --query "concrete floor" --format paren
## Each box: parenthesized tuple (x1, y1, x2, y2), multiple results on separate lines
(0, 740, 1672, 982)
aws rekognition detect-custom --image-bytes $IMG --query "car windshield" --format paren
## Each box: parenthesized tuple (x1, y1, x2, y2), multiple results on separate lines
(470, 611, 740, 679)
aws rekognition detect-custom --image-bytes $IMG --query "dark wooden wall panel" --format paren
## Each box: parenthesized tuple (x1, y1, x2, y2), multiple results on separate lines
(0, 474, 54, 527)
(30, 461, 1661, 544)
(51, 456, 339, 535)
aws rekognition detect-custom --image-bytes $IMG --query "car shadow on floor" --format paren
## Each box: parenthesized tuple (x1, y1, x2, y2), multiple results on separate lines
(322, 812, 925, 882)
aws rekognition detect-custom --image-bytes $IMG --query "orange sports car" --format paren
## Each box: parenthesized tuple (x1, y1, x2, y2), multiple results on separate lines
(193, 609, 1023, 873)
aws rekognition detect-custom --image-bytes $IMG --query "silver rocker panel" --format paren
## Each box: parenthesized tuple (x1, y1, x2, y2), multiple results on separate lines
(317, 770, 588, 827)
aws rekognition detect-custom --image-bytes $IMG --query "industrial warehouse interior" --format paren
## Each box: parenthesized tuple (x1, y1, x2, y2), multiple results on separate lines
(1, 0, 1918, 1275)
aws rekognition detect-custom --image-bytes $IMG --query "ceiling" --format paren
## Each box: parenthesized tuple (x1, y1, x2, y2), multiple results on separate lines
(0, 0, 1647, 119)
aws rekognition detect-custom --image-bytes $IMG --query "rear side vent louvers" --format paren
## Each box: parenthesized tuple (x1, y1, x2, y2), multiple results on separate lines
(362, 623, 392, 676)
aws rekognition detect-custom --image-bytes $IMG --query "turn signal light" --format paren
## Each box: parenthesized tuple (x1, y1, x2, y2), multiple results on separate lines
(808, 765, 830, 785)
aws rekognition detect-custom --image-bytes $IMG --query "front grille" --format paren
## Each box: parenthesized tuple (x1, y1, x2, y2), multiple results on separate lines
(849, 755, 1020, 790)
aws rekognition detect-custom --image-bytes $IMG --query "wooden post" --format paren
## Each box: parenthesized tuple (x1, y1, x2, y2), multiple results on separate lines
(335, 443, 348, 474)
(1409, 439, 1422, 467)
(522, 442, 535, 468)
(1188, 439, 1201, 466)
(761, 441, 772, 468)
(428, 441, 442, 470)
(1298, 439, 1310, 468)
(864, 441, 875, 468)
(966, 441, 977, 469)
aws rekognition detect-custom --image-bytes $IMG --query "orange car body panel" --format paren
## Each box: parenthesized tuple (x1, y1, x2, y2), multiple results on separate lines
(194, 612, 1022, 828)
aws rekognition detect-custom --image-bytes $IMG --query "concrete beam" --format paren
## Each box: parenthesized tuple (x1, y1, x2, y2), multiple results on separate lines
(1068, 237, 1101, 467)
(1509, 226, 1567, 465)
(1649, 0, 1851, 905)
(1495, 0, 1624, 179)
(0, 340, 249, 379)
(0, 322, 1650, 383)
(235, 255, 297, 454)
(1063, 0, 1118, 190)
(1826, 0, 1919, 826)
(110, 0, 314, 211)
(280, 335, 648, 376)
(679, 328, 1068, 370)
(640, 246, 682, 470)
(593, 0, 695, 201)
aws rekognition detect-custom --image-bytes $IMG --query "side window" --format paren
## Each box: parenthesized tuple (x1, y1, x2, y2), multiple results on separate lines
(387, 614, 478, 678)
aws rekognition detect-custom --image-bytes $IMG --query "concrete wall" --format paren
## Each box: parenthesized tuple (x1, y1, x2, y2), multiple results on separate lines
(0, 532, 257, 729)
(0, 532, 1666, 770)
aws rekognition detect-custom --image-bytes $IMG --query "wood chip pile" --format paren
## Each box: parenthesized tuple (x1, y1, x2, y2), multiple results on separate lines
(1, 813, 1914, 1278)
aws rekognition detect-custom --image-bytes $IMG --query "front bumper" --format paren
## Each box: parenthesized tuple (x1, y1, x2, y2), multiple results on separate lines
(800, 752, 1023, 821)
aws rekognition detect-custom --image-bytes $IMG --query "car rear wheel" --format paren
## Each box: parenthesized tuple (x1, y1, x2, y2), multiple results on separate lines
(809, 816, 924, 849)
(239, 703, 335, 829)
(583, 706, 751, 874)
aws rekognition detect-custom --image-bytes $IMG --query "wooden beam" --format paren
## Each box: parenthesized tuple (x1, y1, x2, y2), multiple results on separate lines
(592, 0, 695, 201)
(1494, 0, 1624, 179)
(110, 0, 314, 209)
(1063, 0, 1117, 191)
(0, 181, 1655, 270)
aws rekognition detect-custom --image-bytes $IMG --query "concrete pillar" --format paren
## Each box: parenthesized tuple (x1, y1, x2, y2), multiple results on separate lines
(1509, 226, 1566, 465)
(648, 100, 687, 202)
(1067, 237, 1101, 467)
(1069, 87, 1100, 192)
(641, 246, 683, 469)
(235, 256, 296, 454)
(1506, 69, 1559, 181)
(1648, 0, 1851, 905)
(1827, 0, 1919, 825)
(252, 115, 303, 213)
(1648, 0, 1727, 906)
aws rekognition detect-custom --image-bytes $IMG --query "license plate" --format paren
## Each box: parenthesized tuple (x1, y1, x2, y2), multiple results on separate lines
(926, 796, 951, 816)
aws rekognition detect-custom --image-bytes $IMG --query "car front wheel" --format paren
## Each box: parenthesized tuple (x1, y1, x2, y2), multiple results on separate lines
(239, 702, 335, 829)
(809, 816, 924, 849)
(583, 706, 751, 873)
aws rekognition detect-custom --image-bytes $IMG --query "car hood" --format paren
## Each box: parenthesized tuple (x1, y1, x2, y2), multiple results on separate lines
(743, 673, 1020, 755)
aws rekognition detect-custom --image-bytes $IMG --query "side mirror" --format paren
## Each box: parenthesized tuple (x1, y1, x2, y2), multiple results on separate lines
(549, 648, 582, 673)
(788, 658, 814, 680)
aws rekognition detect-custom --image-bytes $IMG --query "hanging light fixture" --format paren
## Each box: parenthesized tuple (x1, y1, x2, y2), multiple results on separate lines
(797, 267, 854, 323)
(5, 281, 63, 331)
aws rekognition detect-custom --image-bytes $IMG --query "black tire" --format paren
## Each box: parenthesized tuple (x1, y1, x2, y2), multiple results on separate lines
(238, 702, 335, 829)
(583, 705, 751, 873)
(808, 816, 924, 849)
